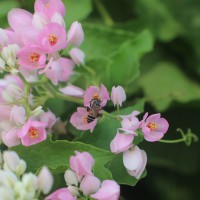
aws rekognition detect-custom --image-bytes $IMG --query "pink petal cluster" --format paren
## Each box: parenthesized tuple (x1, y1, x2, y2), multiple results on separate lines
(0, 0, 85, 85)
(70, 84, 110, 132)
(110, 110, 169, 179)
(18, 119, 47, 146)
(141, 113, 169, 142)
(60, 151, 120, 200)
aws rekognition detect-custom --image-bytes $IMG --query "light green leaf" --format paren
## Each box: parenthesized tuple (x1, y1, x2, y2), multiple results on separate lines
(138, 62, 200, 111)
(63, 0, 92, 27)
(11, 139, 114, 180)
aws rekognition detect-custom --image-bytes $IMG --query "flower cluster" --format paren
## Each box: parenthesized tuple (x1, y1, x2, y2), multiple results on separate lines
(46, 151, 120, 200)
(0, 0, 85, 148)
(71, 84, 169, 180)
(0, 0, 84, 84)
(0, 150, 53, 200)
(0, 75, 58, 147)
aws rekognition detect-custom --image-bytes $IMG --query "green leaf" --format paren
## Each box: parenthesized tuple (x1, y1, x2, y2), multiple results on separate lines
(63, 0, 92, 27)
(81, 23, 136, 61)
(138, 62, 200, 111)
(11, 139, 114, 180)
(134, 0, 183, 41)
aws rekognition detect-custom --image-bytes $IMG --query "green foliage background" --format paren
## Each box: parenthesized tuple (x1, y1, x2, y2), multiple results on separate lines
(1, 0, 200, 199)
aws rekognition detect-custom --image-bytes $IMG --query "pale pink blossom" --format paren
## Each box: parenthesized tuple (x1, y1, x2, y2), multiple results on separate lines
(123, 146, 147, 179)
(67, 21, 84, 47)
(69, 48, 85, 66)
(10, 105, 26, 125)
(70, 107, 97, 132)
(51, 12, 65, 27)
(80, 175, 101, 196)
(45, 188, 76, 200)
(41, 57, 74, 85)
(110, 133, 134, 154)
(59, 84, 84, 98)
(84, 84, 110, 108)
(40, 110, 57, 130)
(32, 12, 48, 30)
(8, 8, 32, 31)
(17, 44, 46, 70)
(141, 113, 169, 142)
(2, 128, 20, 147)
(111, 86, 126, 107)
(69, 151, 95, 176)
(18, 119, 47, 146)
(34, 0, 66, 18)
(91, 180, 120, 200)
(38, 23, 67, 53)
(38, 166, 53, 194)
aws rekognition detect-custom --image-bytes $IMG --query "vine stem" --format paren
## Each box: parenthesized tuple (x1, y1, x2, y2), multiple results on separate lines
(93, 0, 114, 26)
(159, 128, 198, 146)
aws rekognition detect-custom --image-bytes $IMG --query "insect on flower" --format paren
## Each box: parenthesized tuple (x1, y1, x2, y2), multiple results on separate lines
(86, 97, 102, 123)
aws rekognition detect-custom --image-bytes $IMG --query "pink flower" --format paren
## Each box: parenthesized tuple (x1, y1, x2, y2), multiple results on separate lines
(45, 188, 76, 200)
(80, 175, 101, 195)
(2, 127, 21, 147)
(70, 107, 97, 132)
(69, 151, 95, 176)
(17, 44, 46, 70)
(123, 146, 147, 179)
(119, 111, 140, 134)
(8, 8, 32, 31)
(84, 84, 110, 108)
(10, 105, 26, 125)
(18, 119, 47, 146)
(34, 0, 66, 18)
(59, 84, 84, 98)
(111, 86, 126, 107)
(40, 110, 57, 130)
(91, 180, 120, 200)
(110, 133, 134, 154)
(38, 23, 67, 53)
(141, 113, 169, 142)
(67, 21, 84, 47)
(69, 48, 85, 66)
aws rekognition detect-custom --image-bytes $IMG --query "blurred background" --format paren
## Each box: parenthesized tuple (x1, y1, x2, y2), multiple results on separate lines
(1, 0, 200, 199)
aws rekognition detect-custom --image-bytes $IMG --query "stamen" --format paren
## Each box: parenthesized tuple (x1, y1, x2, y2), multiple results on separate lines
(82, 115, 88, 124)
(49, 34, 58, 46)
(29, 127, 39, 138)
(147, 122, 157, 131)
(92, 93, 100, 100)
(29, 53, 40, 63)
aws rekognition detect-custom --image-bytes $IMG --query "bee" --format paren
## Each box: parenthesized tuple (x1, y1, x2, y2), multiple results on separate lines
(86, 97, 102, 123)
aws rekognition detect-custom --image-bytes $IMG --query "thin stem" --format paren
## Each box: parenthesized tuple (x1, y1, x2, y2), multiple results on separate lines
(158, 128, 198, 146)
(93, 0, 114, 27)
(102, 110, 118, 119)
(83, 65, 96, 76)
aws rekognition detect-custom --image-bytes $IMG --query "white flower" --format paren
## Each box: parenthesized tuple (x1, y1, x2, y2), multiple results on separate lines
(64, 169, 79, 186)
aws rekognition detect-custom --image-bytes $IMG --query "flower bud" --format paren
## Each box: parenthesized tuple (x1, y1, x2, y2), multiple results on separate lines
(32, 12, 48, 30)
(69, 48, 85, 66)
(31, 106, 44, 117)
(59, 84, 84, 98)
(123, 146, 147, 179)
(64, 169, 78, 186)
(10, 105, 26, 125)
(3, 151, 26, 175)
(0, 28, 8, 49)
(67, 185, 79, 196)
(67, 21, 84, 47)
(1, 44, 19, 67)
(22, 173, 38, 192)
(37, 166, 53, 194)
(0, 187, 15, 200)
(111, 86, 126, 107)
(80, 175, 101, 195)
